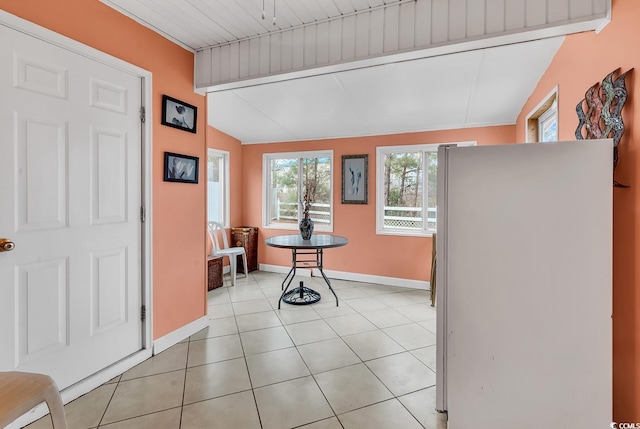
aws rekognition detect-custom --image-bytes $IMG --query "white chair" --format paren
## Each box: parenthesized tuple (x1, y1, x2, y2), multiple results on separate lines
(0, 371, 68, 429)
(208, 221, 248, 286)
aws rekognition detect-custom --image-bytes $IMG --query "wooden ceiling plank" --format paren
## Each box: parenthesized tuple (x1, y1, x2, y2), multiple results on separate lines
(109, 0, 208, 49)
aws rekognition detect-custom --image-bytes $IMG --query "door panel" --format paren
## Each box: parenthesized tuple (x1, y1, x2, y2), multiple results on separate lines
(17, 258, 68, 363)
(16, 115, 68, 231)
(0, 23, 143, 389)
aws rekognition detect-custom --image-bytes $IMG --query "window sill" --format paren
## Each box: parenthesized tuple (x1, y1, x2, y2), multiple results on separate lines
(376, 228, 434, 238)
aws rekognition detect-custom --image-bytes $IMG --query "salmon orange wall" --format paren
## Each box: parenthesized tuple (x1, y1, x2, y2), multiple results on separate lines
(240, 125, 515, 281)
(0, 0, 208, 339)
(516, 0, 639, 417)
(206, 126, 243, 257)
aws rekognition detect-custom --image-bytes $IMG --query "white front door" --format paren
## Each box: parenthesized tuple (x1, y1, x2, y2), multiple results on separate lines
(0, 23, 143, 389)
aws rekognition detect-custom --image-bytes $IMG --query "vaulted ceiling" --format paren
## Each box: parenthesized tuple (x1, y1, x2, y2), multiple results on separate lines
(100, 0, 609, 143)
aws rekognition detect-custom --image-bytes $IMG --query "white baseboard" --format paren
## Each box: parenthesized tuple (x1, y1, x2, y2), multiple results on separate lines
(7, 349, 152, 429)
(259, 263, 312, 277)
(153, 315, 208, 354)
(259, 264, 429, 290)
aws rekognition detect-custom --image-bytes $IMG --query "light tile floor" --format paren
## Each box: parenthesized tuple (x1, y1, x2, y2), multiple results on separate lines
(27, 271, 447, 429)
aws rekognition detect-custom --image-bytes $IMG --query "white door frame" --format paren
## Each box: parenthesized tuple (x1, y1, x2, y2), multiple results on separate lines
(1, 9, 154, 427)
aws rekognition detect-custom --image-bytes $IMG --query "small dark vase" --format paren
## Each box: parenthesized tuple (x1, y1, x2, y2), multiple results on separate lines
(299, 217, 314, 240)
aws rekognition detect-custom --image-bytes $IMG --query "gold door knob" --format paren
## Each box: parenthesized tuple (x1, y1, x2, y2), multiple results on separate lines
(0, 239, 15, 252)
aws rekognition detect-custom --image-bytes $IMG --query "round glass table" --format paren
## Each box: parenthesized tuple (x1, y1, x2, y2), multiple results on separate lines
(265, 234, 348, 308)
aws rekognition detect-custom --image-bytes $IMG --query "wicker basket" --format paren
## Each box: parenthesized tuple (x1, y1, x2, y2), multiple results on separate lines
(207, 256, 223, 291)
(231, 226, 258, 272)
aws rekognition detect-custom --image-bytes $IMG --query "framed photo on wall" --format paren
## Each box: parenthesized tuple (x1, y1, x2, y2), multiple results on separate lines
(161, 94, 197, 133)
(164, 152, 199, 184)
(342, 154, 368, 204)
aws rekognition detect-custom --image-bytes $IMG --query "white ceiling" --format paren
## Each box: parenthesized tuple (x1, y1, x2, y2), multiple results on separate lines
(100, 0, 566, 144)
(100, 0, 406, 51)
(208, 37, 565, 144)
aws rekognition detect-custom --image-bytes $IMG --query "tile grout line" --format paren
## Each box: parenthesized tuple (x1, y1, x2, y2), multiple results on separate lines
(95, 376, 120, 428)
(231, 272, 265, 429)
(177, 337, 192, 429)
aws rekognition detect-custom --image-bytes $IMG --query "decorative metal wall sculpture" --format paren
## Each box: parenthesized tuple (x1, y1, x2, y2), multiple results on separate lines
(575, 68, 633, 187)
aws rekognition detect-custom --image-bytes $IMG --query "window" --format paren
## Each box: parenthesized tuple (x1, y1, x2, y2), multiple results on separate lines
(538, 100, 558, 142)
(526, 87, 558, 143)
(376, 143, 474, 236)
(207, 149, 229, 226)
(263, 150, 333, 231)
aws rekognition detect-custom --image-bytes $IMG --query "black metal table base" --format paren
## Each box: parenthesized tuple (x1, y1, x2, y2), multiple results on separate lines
(278, 248, 339, 309)
(281, 281, 321, 305)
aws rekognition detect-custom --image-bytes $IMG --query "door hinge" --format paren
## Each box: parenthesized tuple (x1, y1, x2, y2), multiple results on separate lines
(141, 305, 146, 322)
(140, 106, 146, 123)
(140, 206, 146, 223)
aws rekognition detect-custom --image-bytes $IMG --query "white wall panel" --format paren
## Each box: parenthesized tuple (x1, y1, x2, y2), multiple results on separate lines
(316, 21, 330, 64)
(281, 30, 294, 71)
(238, 40, 250, 79)
(304, 25, 317, 66)
(570, 0, 593, 18)
(220, 44, 230, 82)
(249, 38, 260, 76)
(355, 13, 370, 58)
(414, 0, 432, 47)
(431, 0, 449, 44)
(229, 42, 240, 80)
(292, 27, 305, 69)
(260, 35, 270, 74)
(399, 2, 416, 49)
(270, 32, 282, 73)
(329, 19, 343, 63)
(210, 47, 221, 83)
(485, 0, 505, 34)
(505, 0, 526, 31)
(195, 0, 610, 89)
(594, 0, 608, 15)
(525, 0, 546, 27)
(369, 8, 385, 55)
(448, 0, 466, 41)
(466, 0, 485, 37)
(198, 48, 212, 86)
(383, 5, 400, 52)
(342, 15, 356, 61)
(548, 0, 570, 23)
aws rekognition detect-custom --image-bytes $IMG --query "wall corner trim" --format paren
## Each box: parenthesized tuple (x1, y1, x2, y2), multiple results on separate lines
(153, 315, 209, 354)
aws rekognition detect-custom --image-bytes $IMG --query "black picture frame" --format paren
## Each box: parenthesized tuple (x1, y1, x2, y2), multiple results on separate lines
(161, 94, 197, 133)
(163, 152, 199, 184)
(342, 154, 368, 204)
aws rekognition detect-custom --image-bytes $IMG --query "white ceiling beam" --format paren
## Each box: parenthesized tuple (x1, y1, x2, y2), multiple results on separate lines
(195, 0, 610, 92)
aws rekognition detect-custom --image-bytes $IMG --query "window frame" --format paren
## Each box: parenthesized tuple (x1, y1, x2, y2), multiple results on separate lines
(537, 99, 558, 143)
(262, 150, 334, 232)
(207, 148, 230, 227)
(525, 86, 559, 143)
(376, 142, 475, 237)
